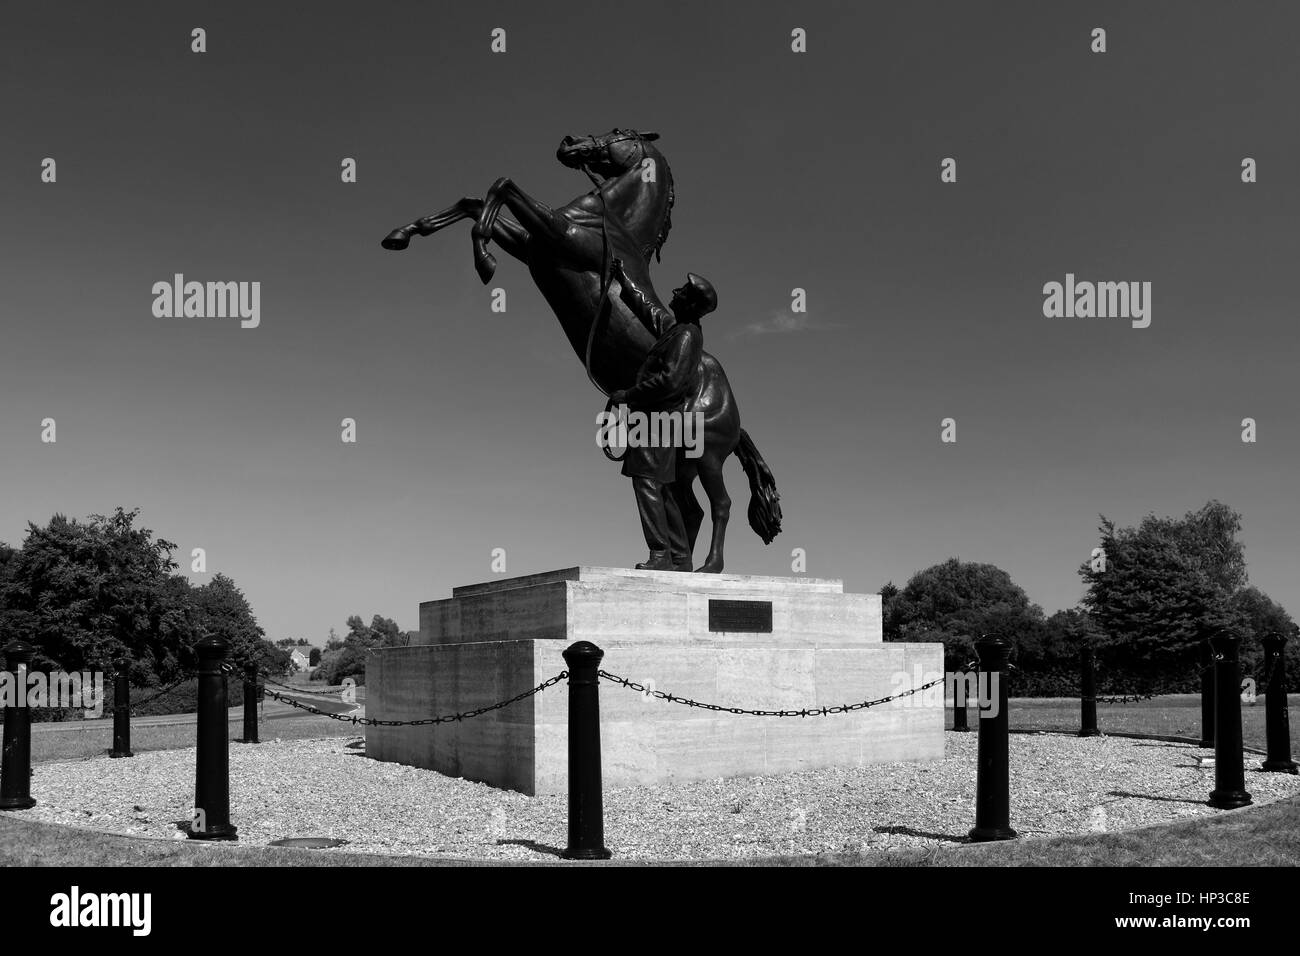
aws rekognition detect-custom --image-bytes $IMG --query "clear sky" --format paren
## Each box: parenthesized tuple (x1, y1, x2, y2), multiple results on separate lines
(2, 1, 1297, 643)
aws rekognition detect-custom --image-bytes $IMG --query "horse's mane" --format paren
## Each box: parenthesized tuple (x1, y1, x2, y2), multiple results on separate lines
(646, 147, 674, 263)
(652, 174, 674, 262)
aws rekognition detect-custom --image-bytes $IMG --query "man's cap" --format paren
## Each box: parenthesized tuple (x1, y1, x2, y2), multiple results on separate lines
(684, 273, 718, 315)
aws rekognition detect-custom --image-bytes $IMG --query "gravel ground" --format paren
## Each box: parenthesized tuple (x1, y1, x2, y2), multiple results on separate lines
(16, 733, 1300, 862)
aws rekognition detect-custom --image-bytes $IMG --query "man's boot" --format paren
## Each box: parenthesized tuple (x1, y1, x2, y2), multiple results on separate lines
(633, 477, 675, 570)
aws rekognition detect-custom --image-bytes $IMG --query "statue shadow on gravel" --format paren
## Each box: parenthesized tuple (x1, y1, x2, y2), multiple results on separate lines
(1104, 790, 1206, 806)
(873, 824, 967, 843)
(496, 838, 565, 857)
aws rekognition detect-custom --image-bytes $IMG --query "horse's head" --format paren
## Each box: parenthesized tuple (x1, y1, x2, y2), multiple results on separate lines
(556, 128, 660, 180)
(556, 128, 674, 261)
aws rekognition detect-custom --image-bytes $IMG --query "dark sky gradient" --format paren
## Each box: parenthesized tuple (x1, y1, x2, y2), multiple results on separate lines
(3, 1, 1297, 643)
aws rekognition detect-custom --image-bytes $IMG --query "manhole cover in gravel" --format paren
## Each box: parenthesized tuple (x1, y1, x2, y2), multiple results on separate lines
(269, 837, 349, 849)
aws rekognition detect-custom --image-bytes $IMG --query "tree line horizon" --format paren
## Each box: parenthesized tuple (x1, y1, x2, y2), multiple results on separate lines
(0, 500, 1294, 698)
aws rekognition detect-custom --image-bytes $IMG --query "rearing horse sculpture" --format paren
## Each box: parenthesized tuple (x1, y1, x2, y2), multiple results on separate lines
(381, 128, 781, 572)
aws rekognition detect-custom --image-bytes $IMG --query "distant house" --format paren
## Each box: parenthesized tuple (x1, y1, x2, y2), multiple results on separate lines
(289, 648, 311, 672)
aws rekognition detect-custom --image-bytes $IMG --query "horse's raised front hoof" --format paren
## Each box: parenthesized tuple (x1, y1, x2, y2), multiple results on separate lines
(695, 559, 723, 574)
(474, 251, 497, 284)
(381, 230, 410, 251)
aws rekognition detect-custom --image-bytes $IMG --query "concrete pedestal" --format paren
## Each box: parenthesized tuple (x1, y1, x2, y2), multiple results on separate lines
(366, 567, 943, 795)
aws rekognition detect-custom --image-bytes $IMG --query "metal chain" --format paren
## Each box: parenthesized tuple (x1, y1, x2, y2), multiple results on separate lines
(1083, 692, 1156, 705)
(1195, 653, 1223, 676)
(125, 672, 197, 714)
(217, 665, 348, 699)
(1078, 645, 1222, 704)
(597, 669, 947, 716)
(256, 671, 346, 696)
(259, 671, 568, 727)
(1104, 648, 1278, 701)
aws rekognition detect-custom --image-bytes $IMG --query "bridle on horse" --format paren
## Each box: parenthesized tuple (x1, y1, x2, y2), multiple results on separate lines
(577, 130, 652, 463)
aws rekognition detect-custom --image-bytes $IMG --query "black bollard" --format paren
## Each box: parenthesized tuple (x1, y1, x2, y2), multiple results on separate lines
(1260, 634, 1298, 774)
(1079, 646, 1101, 737)
(951, 661, 970, 732)
(110, 658, 133, 758)
(561, 641, 611, 860)
(188, 636, 237, 840)
(240, 662, 259, 745)
(1199, 641, 1216, 748)
(1207, 632, 1251, 809)
(969, 637, 1016, 842)
(952, 696, 969, 732)
(0, 641, 37, 810)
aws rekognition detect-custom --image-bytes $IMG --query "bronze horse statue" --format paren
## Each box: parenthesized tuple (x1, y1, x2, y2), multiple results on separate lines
(381, 128, 780, 572)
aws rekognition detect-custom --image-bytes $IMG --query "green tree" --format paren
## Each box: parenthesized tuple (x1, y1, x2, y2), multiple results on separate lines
(314, 614, 408, 684)
(191, 573, 288, 677)
(880, 581, 901, 641)
(1080, 501, 1246, 674)
(0, 508, 185, 675)
(886, 558, 1044, 668)
(1230, 587, 1300, 691)
(343, 614, 406, 649)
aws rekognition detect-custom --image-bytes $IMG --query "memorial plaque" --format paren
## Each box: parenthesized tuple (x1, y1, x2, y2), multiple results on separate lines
(708, 599, 773, 633)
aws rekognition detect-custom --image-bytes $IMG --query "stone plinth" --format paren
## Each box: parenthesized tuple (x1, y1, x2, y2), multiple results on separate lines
(367, 567, 943, 795)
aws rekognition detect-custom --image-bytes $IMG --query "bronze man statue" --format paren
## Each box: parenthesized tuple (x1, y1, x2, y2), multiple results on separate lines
(609, 258, 717, 571)
(381, 128, 782, 573)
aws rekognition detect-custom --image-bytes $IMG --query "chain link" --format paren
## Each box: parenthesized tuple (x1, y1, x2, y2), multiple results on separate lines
(256, 671, 347, 696)
(259, 671, 568, 727)
(1083, 692, 1156, 705)
(117, 664, 565, 725)
(597, 669, 947, 716)
(125, 672, 197, 714)
(1080, 645, 1222, 705)
(1195, 653, 1223, 676)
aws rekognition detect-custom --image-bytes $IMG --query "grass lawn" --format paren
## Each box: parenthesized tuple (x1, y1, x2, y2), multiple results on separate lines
(0, 815, 473, 867)
(972, 693, 1297, 751)
(785, 791, 1300, 867)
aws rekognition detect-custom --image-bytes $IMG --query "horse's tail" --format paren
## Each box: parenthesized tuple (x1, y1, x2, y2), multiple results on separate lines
(735, 428, 782, 544)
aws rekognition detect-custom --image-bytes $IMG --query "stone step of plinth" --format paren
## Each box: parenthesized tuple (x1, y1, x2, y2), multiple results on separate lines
(452, 565, 845, 598)
(421, 567, 880, 648)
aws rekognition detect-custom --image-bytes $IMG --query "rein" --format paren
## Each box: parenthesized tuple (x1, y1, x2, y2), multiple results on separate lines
(579, 135, 655, 464)
(581, 161, 625, 462)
